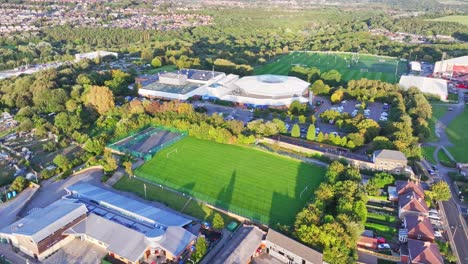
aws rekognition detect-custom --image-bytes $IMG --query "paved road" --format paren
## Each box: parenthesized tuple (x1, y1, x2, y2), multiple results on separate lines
(0, 187, 38, 228)
(441, 199, 468, 264)
(422, 89, 468, 264)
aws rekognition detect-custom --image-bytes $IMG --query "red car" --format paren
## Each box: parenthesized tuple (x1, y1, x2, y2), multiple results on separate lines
(377, 237, 386, 244)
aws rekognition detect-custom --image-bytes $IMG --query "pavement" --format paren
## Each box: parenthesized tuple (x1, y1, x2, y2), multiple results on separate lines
(19, 167, 103, 217)
(0, 186, 38, 228)
(42, 239, 107, 264)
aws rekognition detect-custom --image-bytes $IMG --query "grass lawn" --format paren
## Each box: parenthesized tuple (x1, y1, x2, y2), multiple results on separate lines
(254, 51, 407, 83)
(446, 108, 468, 163)
(438, 150, 456, 167)
(365, 222, 397, 240)
(135, 137, 326, 225)
(368, 195, 389, 202)
(428, 104, 448, 142)
(422, 146, 437, 164)
(367, 212, 397, 223)
(427, 15, 468, 26)
(113, 176, 234, 224)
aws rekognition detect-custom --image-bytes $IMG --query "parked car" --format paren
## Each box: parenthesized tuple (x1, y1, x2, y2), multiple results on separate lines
(376, 237, 386, 244)
(434, 231, 442, 238)
(377, 243, 391, 250)
(427, 169, 435, 175)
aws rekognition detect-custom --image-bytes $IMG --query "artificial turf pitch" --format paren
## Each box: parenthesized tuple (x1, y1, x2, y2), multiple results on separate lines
(255, 51, 408, 83)
(136, 137, 326, 225)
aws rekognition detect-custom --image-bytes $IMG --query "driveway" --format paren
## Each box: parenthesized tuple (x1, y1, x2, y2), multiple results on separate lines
(19, 167, 103, 217)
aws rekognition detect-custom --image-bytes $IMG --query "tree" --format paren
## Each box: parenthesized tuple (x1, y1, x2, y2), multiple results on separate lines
(84, 138, 105, 155)
(151, 57, 162, 68)
(85, 86, 115, 115)
(9, 176, 27, 193)
(291, 124, 300, 138)
(331, 89, 344, 103)
(212, 213, 225, 230)
(298, 115, 306, 124)
(429, 181, 451, 201)
(311, 80, 331, 95)
(192, 237, 208, 262)
(306, 124, 316, 141)
(102, 150, 118, 172)
(141, 49, 153, 61)
(317, 131, 324, 142)
(123, 161, 133, 178)
(53, 154, 71, 171)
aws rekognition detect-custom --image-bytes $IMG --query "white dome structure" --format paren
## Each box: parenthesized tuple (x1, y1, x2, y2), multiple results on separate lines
(233, 75, 309, 98)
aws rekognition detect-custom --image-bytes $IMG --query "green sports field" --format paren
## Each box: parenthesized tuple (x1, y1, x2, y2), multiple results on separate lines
(255, 51, 408, 83)
(428, 15, 468, 26)
(136, 137, 326, 225)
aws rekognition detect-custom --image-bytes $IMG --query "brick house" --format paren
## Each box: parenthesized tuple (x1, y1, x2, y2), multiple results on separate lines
(401, 215, 435, 242)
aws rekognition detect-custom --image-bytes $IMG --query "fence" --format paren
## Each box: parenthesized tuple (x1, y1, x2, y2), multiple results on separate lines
(107, 126, 187, 160)
(134, 174, 271, 225)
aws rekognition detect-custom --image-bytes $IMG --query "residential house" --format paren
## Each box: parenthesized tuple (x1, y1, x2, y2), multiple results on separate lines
(396, 180, 425, 199)
(372, 149, 407, 173)
(398, 191, 429, 219)
(401, 215, 435, 242)
(400, 239, 443, 264)
(264, 229, 323, 264)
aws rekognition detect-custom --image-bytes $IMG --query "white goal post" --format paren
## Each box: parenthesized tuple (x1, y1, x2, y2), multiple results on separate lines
(166, 148, 178, 158)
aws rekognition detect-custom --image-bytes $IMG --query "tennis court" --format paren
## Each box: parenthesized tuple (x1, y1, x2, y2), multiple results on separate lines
(108, 127, 186, 159)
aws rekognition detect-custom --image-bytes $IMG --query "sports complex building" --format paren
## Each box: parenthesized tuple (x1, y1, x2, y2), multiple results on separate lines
(0, 183, 197, 264)
(137, 69, 311, 108)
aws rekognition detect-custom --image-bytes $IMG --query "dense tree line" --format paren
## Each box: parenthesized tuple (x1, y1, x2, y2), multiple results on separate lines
(294, 161, 368, 263)
(1, 8, 467, 71)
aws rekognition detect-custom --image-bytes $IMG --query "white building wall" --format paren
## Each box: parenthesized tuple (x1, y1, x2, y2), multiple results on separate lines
(266, 241, 313, 264)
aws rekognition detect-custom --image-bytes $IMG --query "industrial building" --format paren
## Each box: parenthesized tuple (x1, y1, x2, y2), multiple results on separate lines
(399, 75, 448, 101)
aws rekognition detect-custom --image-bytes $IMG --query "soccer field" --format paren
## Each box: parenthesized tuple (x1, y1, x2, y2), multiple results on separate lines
(136, 137, 326, 225)
(255, 51, 408, 83)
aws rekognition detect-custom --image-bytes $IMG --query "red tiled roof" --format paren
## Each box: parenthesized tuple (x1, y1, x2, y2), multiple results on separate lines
(396, 180, 425, 198)
(408, 239, 443, 264)
(399, 192, 429, 214)
(405, 215, 435, 242)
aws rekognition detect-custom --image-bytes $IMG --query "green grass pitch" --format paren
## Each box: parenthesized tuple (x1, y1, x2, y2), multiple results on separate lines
(255, 51, 408, 83)
(135, 137, 326, 225)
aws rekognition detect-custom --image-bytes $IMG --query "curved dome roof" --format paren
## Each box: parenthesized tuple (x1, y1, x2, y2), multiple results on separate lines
(234, 75, 310, 97)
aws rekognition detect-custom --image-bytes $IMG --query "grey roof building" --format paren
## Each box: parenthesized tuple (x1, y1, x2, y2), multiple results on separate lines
(372, 149, 408, 173)
(212, 226, 264, 264)
(65, 214, 149, 263)
(0, 200, 87, 261)
(265, 229, 323, 264)
(65, 182, 191, 227)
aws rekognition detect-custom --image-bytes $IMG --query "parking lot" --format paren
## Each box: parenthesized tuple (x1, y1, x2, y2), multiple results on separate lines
(192, 101, 253, 123)
(311, 96, 389, 136)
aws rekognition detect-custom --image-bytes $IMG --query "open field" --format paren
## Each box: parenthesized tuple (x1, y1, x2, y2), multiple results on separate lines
(428, 15, 468, 26)
(422, 146, 437, 164)
(446, 108, 468, 163)
(438, 150, 456, 167)
(428, 104, 448, 142)
(135, 137, 326, 225)
(255, 51, 408, 83)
